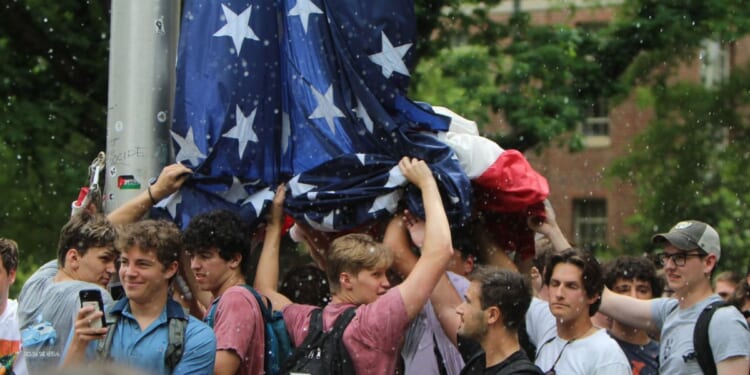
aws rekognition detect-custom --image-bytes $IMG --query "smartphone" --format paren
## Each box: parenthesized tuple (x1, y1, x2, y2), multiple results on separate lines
(79, 289, 107, 328)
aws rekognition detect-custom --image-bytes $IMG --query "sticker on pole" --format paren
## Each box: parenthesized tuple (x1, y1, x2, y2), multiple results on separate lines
(117, 175, 142, 190)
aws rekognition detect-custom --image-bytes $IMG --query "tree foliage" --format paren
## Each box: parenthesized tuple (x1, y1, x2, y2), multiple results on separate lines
(3, 0, 750, 293)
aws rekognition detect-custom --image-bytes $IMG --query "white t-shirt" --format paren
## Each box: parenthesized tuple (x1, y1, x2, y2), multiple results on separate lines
(527, 297, 630, 375)
(534, 329, 631, 375)
(0, 299, 28, 375)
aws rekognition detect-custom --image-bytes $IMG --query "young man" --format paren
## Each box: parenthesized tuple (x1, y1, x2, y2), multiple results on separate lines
(63, 220, 216, 375)
(18, 212, 118, 372)
(255, 157, 454, 374)
(527, 248, 630, 374)
(454, 266, 542, 374)
(183, 209, 265, 375)
(600, 220, 750, 374)
(604, 256, 663, 375)
(0, 238, 27, 374)
(713, 271, 740, 302)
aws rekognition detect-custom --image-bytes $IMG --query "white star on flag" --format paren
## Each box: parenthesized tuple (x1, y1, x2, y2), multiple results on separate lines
(305, 211, 336, 232)
(171, 127, 206, 166)
(222, 105, 258, 158)
(309, 84, 345, 134)
(384, 165, 407, 188)
(368, 31, 412, 78)
(368, 190, 402, 214)
(213, 4, 259, 56)
(355, 98, 374, 133)
(242, 187, 274, 216)
(288, 0, 323, 34)
(281, 112, 291, 154)
(289, 175, 318, 196)
(155, 192, 181, 219)
(219, 176, 249, 203)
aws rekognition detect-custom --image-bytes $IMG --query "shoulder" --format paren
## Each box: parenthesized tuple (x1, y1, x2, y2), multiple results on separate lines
(218, 286, 261, 311)
(185, 316, 217, 344)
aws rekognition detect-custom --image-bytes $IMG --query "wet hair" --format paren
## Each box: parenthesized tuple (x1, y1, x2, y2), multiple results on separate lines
(116, 219, 182, 271)
(604, 256, 663, 297)
(452, 224, 479, 260)
(279, 264, 331, 307)
(544, 248, 604, 316)
(469, 265, 532, 331)
(0, 238, 19, 274)
(325, 233, 393, 293)
(57, 212, 118, 267)
(182, 210, 252, 277)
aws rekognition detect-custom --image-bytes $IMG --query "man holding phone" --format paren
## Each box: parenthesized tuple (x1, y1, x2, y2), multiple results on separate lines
(62, 219, 215, 375)
(18, 212, 118, 372)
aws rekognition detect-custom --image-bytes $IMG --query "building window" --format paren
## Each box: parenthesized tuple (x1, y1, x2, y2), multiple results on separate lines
(581, 97, 611, 148)
(700, 39, 730, 89)
(573, 198, 607, 251)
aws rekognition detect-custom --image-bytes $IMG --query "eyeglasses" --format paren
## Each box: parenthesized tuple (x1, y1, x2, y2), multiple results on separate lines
(656, 251, 706, 267)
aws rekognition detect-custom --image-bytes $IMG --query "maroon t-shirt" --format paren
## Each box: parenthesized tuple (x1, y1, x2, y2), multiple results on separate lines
(282, 287, 410, 374)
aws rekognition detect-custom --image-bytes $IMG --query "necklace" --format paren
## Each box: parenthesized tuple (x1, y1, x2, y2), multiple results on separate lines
(538, 327, 597, 375)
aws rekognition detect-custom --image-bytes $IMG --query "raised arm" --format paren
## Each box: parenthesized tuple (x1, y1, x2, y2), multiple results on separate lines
(384, 210, 463, 346)
(107, 163, 192, 225)
(599, 287, 658, 335)
(394, 157, 453, 320)
(527, 199, 571, 252)
(253, 184, 293, 310)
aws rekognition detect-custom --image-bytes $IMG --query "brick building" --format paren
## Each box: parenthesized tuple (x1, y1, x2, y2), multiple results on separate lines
(490, 0, 745, 251)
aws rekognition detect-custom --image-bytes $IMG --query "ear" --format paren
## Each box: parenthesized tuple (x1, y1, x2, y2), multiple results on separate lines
(486, 306, 502, 325)
(164, 261, 179, 280)
(704, 254, 718, 276)
(588, 293, 601, 307)
(7, 268, 16, 285)
(463, 255, 475, 275)
(65, 248, 81, 270)
(229, 253, 242, 269)
(339, 272, 353, 290)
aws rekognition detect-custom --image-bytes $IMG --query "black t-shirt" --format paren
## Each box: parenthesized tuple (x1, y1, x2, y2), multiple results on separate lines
(458, 336, 543, 375)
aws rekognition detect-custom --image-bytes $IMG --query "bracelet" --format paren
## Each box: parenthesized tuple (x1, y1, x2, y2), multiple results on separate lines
(147, 186, 158, 205)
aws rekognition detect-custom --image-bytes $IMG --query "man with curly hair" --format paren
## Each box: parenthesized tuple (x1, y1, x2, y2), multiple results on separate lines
(183, 208, 266, 375)
(604, 256, 663, 375)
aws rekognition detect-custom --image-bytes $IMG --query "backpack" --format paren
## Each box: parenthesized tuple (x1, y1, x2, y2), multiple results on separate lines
(206, 285, 294, 375)
(282, 307, 357, 375)
(97, 301, 187, 372)
(693, 300, 731, 375)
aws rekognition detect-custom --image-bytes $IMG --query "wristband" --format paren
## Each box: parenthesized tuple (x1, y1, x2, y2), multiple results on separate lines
(147, 186, 158, 205)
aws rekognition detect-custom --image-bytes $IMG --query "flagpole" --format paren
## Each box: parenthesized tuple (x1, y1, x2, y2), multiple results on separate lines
(103, 0, 181, 214)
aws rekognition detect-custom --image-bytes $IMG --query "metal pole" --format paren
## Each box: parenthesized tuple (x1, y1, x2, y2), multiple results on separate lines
(104, 0, 181, 213)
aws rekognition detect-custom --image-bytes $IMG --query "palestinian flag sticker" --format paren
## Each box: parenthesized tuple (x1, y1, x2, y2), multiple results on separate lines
(117, 175, 141, 190)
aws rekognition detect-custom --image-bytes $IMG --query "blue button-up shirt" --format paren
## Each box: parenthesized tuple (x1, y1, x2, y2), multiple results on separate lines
(89, 298, 216, 375)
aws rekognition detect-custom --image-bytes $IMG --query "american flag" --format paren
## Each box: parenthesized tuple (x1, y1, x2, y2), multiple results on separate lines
(157, 0, 472, 231)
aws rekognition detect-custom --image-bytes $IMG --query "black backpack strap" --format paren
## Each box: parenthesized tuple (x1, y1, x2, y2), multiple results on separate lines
(283, 308, 325, 372)
(432, 333, 448, 375)
(164, 307, 189, 372)
(329, 307, 357, 375)
(694, 300, 729, 375)
(496, 359, 542, 375)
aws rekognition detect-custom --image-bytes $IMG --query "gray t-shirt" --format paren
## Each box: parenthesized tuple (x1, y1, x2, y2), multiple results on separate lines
(17, 260, 113, 373)
(652, 295, 750, 373)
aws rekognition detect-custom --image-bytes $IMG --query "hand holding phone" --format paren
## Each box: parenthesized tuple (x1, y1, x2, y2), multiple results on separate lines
(79, 289, 107, 329)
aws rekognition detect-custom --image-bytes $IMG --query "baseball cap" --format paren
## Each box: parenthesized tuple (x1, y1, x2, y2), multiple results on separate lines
(651, 220, 721, 260)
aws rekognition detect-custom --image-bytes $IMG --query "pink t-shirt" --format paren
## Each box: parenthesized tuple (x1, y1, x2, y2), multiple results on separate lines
(282, 287, 410, 375)
(210, 286, 265, 375)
